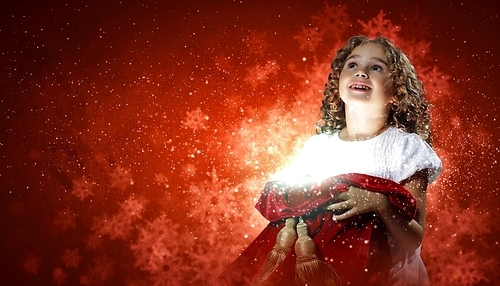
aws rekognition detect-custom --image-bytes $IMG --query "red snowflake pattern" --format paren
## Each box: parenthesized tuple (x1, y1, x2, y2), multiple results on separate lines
(296, 3, 350, 51)
(182, 108, 209, 132)
(438, 251, 496, 285)
(1, 3, 497, 286)
(358, 10, 400, 40)
(244, 61, 278, 85)
(22, 252, 42, 275)
(246, 30, 270, 56)
(182, 163, 197, 177)
(119, 195, 147, 217)
(53, 206, 77, 232)
(71, 176, 95, 201)
(154, 172, 169, 187)
(80, 255, 114, 285)
(84, 233, 103, 250)
(52, 267, 67, 286)
(130, 215, 199, 285)
(61, 248, 81, 268)
(91, 196, 147, 240)
(109, 165, 134, 190)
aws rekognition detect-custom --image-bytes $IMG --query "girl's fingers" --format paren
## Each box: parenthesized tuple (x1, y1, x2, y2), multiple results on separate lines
(336, 192, 350, 200)
(333, 208, 356, 221)
(325, 200, 351, 211)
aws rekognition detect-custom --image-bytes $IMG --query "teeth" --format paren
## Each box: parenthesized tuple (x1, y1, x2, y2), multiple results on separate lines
(351, 84, 370, 90)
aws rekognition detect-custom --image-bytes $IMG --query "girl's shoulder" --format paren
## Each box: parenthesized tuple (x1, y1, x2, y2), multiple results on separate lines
(388, 127, 431, 150)
(389, 127, 442, 183)
(381, 127, 428, 147)
(305, 127, 426, 149)
(386, 126, 416, 139)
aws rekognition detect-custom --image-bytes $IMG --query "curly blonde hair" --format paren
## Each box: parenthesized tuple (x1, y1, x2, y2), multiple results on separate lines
(317, 35, 431, 143)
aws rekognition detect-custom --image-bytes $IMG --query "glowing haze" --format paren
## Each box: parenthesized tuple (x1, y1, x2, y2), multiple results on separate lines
(0, 1, 499, 285)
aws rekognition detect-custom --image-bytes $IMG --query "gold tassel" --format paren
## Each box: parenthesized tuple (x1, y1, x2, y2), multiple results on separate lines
(295, 217, 340, 286)
(251, 218, 298, 286)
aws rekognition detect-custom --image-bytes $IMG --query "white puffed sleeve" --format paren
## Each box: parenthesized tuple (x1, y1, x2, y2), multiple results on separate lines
(395, 133, 442, 184)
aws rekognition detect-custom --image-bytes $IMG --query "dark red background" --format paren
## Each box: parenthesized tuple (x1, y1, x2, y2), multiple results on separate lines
(1, 0, 499, 285)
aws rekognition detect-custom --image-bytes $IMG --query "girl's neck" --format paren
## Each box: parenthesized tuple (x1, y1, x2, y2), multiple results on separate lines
(340, 118, 389, 141)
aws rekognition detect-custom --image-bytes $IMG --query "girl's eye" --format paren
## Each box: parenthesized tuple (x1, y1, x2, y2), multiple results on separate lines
(346, 62, 357, 69)
(371, 65, 383, 72)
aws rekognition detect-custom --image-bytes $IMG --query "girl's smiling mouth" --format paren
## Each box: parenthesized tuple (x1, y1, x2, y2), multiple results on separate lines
(349, 82, 372, 91)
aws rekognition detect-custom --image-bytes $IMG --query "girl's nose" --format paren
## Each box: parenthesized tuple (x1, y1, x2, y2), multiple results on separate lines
(355, 71, 368, 78)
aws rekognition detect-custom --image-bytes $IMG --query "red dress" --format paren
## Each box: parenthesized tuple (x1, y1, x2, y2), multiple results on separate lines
(214, 173, 417, 286)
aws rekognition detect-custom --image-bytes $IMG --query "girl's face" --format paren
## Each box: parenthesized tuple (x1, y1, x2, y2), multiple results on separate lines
(339, 42, 394, 117)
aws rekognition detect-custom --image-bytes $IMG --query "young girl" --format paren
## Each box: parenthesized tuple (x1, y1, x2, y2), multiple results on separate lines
(216, 35, 442, 286)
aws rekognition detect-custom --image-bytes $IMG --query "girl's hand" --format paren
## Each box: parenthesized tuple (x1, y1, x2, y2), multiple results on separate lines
(324, 186, 390, 220)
